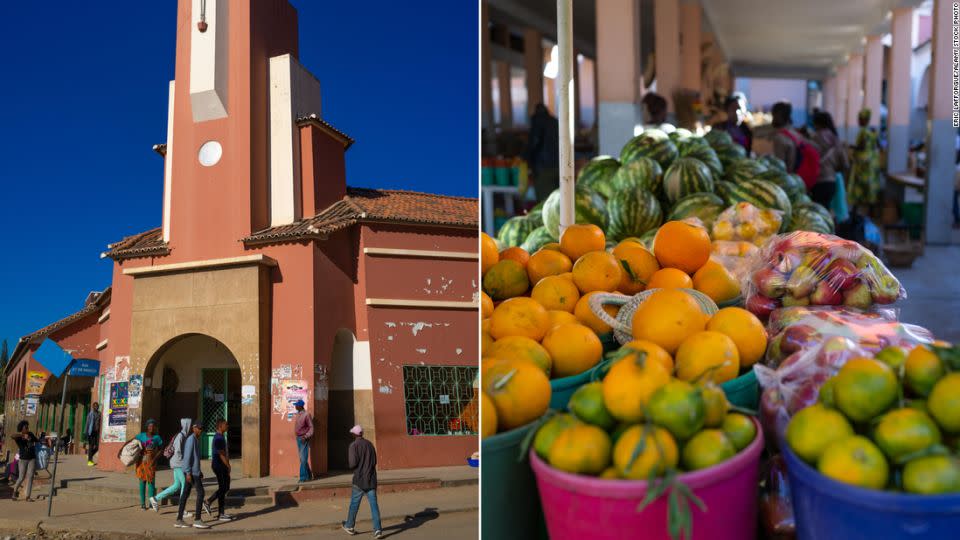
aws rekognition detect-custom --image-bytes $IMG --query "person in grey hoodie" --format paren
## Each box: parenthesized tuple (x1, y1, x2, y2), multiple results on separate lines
(150, 418, 191, 513)
(175, 423, 209, 529)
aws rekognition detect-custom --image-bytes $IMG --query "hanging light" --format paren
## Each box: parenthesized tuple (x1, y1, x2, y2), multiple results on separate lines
(198, 0, 208, 32)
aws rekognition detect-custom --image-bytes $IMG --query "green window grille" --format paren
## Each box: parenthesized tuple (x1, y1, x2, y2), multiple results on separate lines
(402, 365, 479, 436)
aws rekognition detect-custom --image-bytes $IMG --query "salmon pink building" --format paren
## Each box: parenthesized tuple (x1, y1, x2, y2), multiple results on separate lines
(7, 0, 479, 479)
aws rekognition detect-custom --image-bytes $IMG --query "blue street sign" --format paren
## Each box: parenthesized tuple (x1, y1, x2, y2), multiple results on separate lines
(33, 339, 73, 377)
(69, 358, 101, 377)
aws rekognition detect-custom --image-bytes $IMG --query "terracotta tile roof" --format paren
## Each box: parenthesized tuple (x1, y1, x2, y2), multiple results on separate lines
(244, 187, 478, 245)
(103, 228, 169, 261)
(296, 114, 355, 149)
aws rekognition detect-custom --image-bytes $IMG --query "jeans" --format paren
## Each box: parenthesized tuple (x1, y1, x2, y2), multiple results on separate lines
(953, 190, 959, 224)
(138, 480, 156, 507)
(177, 472, 205, 521)
(86, 431, 99, 462)
(296, 437, 311, 481)
(207, 466, 231, 516)
(155, 468, 186, 503)
(344, 486, 382, 532)
(13, 458, 36, 500)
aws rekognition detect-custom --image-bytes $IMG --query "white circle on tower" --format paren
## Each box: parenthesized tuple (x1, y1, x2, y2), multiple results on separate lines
(198, 141, 223, 167)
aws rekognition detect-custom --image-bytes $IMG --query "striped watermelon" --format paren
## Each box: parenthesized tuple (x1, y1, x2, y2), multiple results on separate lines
(718, 179, 793, 231)
(788, 209, 834, 234)
(755, 169, 805, 202)
(663, 157, 714, 204)
(620, 129, 678, 169)
(521, 226, 556, 252)
(497, 215, 539, 248)
(794, 193, 813, 206)
(723, 158, 769, 184)
(577, 156, 621, 196)
(713, 142, 748, 171)
(794, 201, 833, 223)
(759, 155, 787, 172)
(668, 128, 695, 142)
(607, 189, 663, 241)
(678, 140, 723, 177)
(638, 228, 658, 251)
(611, 156, 663, 195)
(705, 129, 734, 148)
(667, 192, 727, 227)
(542, 187, 609, 239)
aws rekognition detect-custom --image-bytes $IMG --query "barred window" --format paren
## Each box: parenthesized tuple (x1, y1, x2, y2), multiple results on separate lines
(403, 365, 479, 436)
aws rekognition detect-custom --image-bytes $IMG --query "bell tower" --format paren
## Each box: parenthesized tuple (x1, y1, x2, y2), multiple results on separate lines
(160, 0, 324, 262)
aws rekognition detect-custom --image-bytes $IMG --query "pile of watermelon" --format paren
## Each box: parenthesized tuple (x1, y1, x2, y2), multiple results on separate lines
(501, 126, 835, 250)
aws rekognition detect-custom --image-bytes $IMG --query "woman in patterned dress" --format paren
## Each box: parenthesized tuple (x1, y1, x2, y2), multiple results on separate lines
(134, 419, 163, 510)
(848, 108, 881, 213)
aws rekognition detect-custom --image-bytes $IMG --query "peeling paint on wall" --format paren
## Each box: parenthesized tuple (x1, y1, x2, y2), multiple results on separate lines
(416, 348, 427, 354)
(456, 348, 463, 355)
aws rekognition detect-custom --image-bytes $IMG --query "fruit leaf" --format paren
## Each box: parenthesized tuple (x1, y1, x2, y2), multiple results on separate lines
(589, 355, 619, 383)
(893, 443, 951, 466)
(620, 259, 644, 285)
(492, 368, 517, 392)
(931, 343, 960, 372)
(517, 410, 556, 463)
(626, 423, 653, 473)
(728, 404, 759, 417)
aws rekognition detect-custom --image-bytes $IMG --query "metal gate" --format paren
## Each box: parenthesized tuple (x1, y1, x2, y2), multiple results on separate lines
(199, 368, 227, 458)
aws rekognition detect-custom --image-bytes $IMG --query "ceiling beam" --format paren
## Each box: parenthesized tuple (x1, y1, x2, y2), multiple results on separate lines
(487, 0, 596, 58)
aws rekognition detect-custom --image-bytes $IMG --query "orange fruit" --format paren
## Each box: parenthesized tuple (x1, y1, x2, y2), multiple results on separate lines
(481, 232, 499, 275)
(558, 271, 575, 281)
(786, 403, 854, 464)
(542, 323, 603, 378)
(675, 331, 741, 384)
(483, 259, 530, 300)
(547, 309, 578, 329)
(548, 424, 612, 475)
(905, 345, 946, 397)
(602, 348, 671, 422)
(903, 455, 960, 494)
(489, 297, 551, 341)
(833, 357, 898, 422)
(531, 275, 581, 313)
(481, 330, 494, 355)
(480, 392, 498, 437)
(682, 429, 736, 471)
(874, 408, 942, 462)
(927, 373, 960, 433)
(613, 425, 678, 479)
(572, 251, 622, 294)
(481, 318, 492, 335)
(533, 413, 581, 459)
(621, 339, 674, 374)
(613, 245, 660, 295)
(560, 224, 606, 261)
(817, 435, 889, 490)
(485, 335, 553, 376)
(645, 267, 694, 290)
(541, 242, 562, 252)
(527, 249, 573, 286)
(630, 289, 706, 354)
(653, 220, 711, 274)
(706, 307, 767, 368)
(481, 292, 494, 319)
(482, 359, 551, 431)
(574, 291, 619, 335)
(692, 259, 741, 304)
(499, 246, 530, 268)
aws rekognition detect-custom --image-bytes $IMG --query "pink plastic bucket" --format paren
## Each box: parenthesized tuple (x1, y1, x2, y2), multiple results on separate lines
(529, 418, 764, 540)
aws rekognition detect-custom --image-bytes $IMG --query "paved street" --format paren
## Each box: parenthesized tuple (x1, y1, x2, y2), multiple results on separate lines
(892, 245, 960, 343)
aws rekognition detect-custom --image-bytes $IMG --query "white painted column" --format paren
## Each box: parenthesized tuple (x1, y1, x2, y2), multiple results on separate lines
(887, 7, 913, 175)
(654, 0, 681, 115)
(557, 0, 575, 233)
(524, 28, 545, 114)
(835, 64, 848, 142)
(845, 54, 864, 144)
(924, 0, 956, 243)
(596, 0, 641, 156)
(864, 36, 884, 130)
(680, 1, 701, 94)
(822, 76, 835, 123)
(162, 81, 175, 243)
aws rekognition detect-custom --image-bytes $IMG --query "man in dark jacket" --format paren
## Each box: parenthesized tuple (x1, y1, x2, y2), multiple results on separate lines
(527, 103, 560, 202)
(341, 425, 381, 538)
(84, 402, 101, 466)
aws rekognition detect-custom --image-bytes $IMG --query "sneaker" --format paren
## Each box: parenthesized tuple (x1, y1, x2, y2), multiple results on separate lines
(174, 520, 189, 528)
(218, 514, 234, 522)
(86, 461, 95, 467)
(149, 496, 159, 512)
(184, 511, 194, 519)
(374, 531, 383, 539)
(202, 501, 213, 517)
(341, 522, 356, 535)
(193, 521, 211, 529)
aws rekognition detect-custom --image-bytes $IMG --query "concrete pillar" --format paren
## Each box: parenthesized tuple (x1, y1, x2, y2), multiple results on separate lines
(573, 51, 582, 131)
(524, 28, 544, 115)
(654, 0, 681, 114)
(679, 1, 701, 93)
(835, 64, 848, 141)
(864, 36, 883, 130)
(845, 54, 864, 144)
(596, 0, 641, 156)
(496, 27, 513, 128)
(925, 0, 956, 243)
(822, 76, 835, 122)
(481, 2, 494, 130)
(887, 7, 913, 175)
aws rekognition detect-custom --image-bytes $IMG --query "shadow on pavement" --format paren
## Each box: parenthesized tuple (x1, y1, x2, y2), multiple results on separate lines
(380, 508, 440, 538)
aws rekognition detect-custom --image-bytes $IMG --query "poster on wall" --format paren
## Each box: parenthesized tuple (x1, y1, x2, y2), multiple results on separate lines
(102, 381, 129, 443)
(25, 371, 48, 396)
(25, 397, 38, 416)
(241, 385, 256, 406)
(128, 375, 143, 409)
(114, 356, 130, 383)
(280, 380, 309, 421)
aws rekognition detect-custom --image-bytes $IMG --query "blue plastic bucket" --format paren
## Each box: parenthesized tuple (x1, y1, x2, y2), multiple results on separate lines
(481, 423, 542, 540)
(720, 369, 759, 410)
(783, 444, 960, 539)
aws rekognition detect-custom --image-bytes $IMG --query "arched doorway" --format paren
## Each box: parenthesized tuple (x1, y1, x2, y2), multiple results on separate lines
(328, 329, 375, 469)
(141, 334, 243, 461)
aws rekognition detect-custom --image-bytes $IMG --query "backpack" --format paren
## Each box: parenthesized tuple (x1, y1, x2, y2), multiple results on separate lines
(781, 129, 821, 190)
(119, 439, 143, 467)
(162, 433, 179, 459)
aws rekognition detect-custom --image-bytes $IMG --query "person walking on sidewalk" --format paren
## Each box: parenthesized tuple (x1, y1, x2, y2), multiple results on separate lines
(294, 400, 313, 483)
(202, 419, 234, 522)
(10, 421, 38, 501)
(84, 403, 101, 466)
(175, 422, 210, 529)
(133, 419, 163, 510)
(150, 418, 191, 513)
(341, 425, 382, 538)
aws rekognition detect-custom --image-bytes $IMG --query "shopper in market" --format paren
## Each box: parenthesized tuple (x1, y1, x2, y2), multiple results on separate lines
(132, 419, 163, 511)
(175, 422, 210, 529)
(10, 420, 38, 501)
(848, 108, 881, 215)
(712, 95, 753, 153)
(642, 92, 668, 127)
(526, 103, 560, 201)
(809, 111, 848, 209)
(149, 417, 191, 513)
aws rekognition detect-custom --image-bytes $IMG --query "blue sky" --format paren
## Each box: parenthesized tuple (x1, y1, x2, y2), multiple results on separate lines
(0, 1, 478, 353)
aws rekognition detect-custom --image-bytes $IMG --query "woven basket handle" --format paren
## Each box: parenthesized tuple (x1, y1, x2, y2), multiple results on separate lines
(587, 292, 632, 333)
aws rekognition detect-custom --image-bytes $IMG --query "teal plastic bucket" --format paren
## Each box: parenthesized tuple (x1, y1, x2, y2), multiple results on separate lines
(549, 344, 619, 410)
(721, 369, 759, 410)
(481, 423, 542, 540)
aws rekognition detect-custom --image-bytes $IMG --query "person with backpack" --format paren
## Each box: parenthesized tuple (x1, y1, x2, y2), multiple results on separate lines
(10, 421, 38, 501)
(150, 418, 192, 513)
(132, 419, 163, 510)
(771, 101, 821, 191)
(848, 108, 881, 214)
(810, 111, 849, 210)
(175, 422, 210, 529)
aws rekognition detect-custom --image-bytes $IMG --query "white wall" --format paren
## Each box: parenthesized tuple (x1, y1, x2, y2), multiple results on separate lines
(735, 77, 810, 126)
(149, 335, 240, 392)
